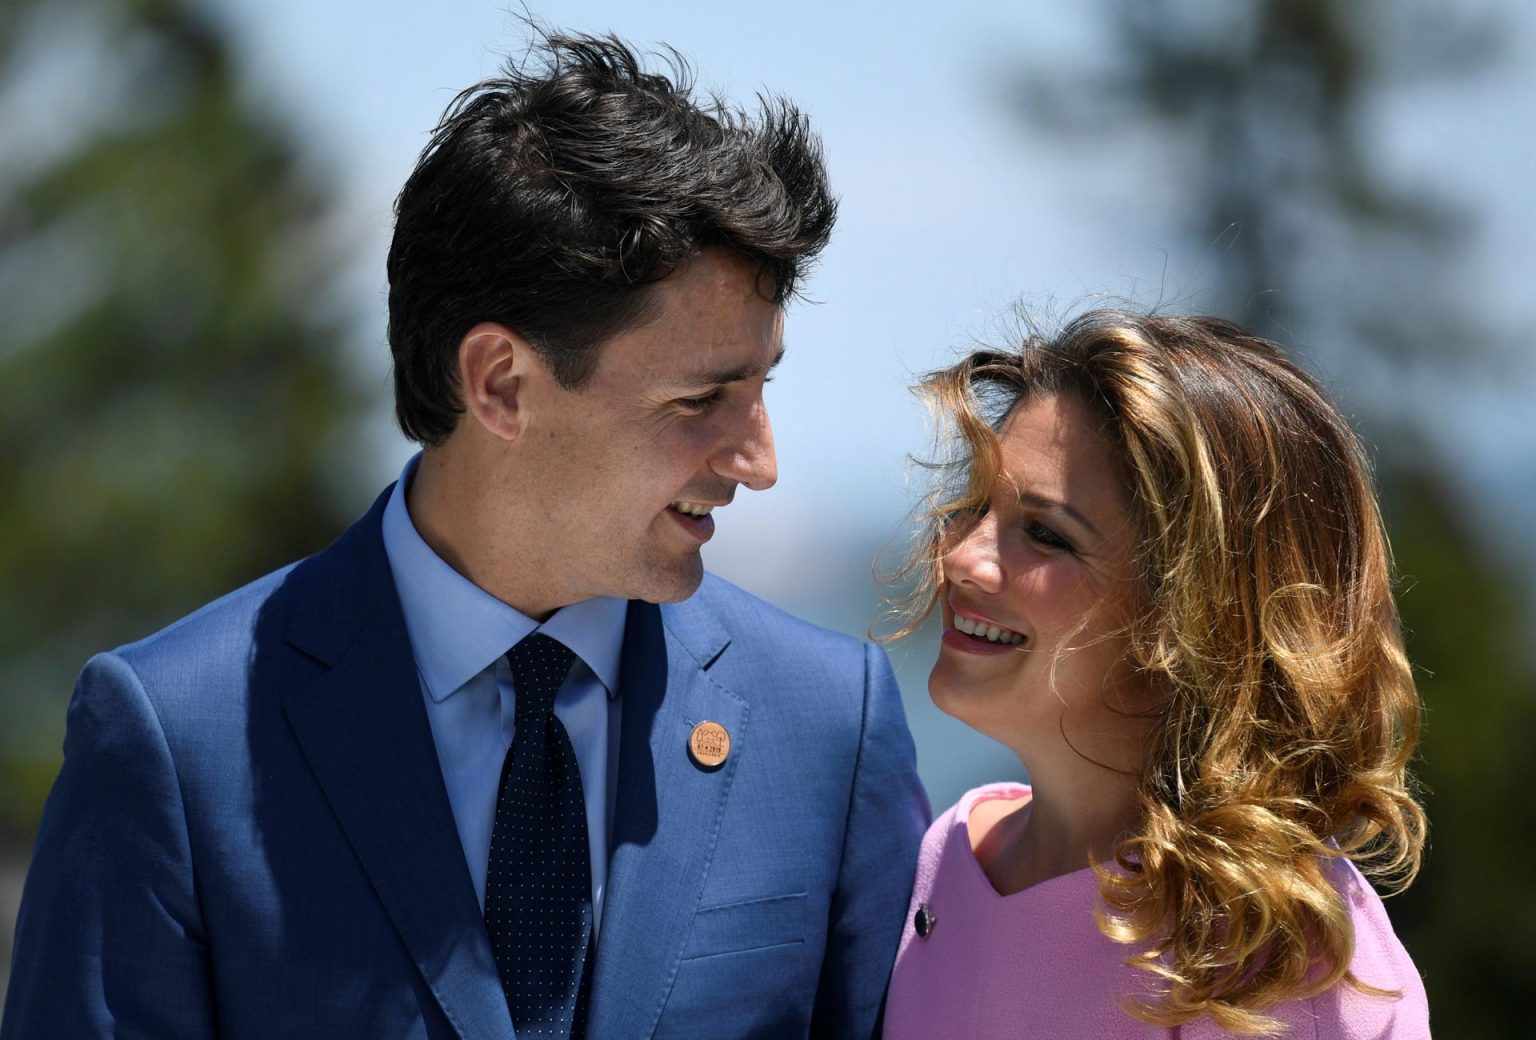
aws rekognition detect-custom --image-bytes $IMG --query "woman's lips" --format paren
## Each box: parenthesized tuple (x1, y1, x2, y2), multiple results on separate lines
(940, 625, 1023, 656)
(941, 606, 1027, 655)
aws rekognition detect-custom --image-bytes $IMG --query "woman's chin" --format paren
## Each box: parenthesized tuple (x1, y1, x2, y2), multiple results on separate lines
(929, 667, 1003, 727)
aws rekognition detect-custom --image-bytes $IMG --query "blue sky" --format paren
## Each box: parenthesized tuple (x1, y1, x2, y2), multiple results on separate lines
(194, 0, 1536, 805)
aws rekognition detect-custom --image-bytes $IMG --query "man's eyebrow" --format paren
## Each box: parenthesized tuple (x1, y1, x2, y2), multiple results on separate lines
(677, 346, 786, 388)
(1016, 490, 1102, 540)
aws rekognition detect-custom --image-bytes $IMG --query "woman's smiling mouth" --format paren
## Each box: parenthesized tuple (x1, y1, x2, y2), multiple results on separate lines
(952, 613, 1026, 645)
(941, 609, 1027, 655)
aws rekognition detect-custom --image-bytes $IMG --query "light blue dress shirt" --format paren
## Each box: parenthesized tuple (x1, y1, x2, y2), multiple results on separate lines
(380, 455, 627, 932)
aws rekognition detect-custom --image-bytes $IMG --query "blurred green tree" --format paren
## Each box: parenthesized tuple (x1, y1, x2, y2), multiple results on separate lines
(1007, 1, 1536, 1033)
(0, 0, 362, 842)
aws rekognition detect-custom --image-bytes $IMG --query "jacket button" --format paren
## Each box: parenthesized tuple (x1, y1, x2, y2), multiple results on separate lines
(914, 902, 936, 938)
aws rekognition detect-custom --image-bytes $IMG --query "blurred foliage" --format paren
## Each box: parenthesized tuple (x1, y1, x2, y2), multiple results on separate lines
(0, 0, 362, 840)
(1008, 0, 1535, 1034)
(1381, 460, 1536, 1035)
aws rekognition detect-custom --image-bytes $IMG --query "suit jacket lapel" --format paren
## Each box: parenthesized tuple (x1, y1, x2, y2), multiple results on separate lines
(586, 596, 745, 1039)
(277, 489, 512, 1040)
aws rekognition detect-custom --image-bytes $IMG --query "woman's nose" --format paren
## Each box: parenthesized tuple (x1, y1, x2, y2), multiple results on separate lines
(944, 511, 1003, 594)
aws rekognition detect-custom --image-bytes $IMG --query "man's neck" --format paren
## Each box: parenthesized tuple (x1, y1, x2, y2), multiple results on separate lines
(407, 445, 568, 621)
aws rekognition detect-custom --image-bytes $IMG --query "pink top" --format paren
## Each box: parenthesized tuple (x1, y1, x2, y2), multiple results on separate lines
(884, 784, 1430, 1039)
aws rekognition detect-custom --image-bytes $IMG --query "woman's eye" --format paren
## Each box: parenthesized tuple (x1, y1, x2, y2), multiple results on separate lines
(1025, 522, 1074, 553)
(941, 504, 988, 532)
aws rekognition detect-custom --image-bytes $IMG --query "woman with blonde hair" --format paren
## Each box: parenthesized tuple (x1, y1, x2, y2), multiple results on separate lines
(882, 310, 1428, 1037)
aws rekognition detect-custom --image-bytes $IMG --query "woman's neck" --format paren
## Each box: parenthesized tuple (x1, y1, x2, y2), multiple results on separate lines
(972, 757, 1142, 896)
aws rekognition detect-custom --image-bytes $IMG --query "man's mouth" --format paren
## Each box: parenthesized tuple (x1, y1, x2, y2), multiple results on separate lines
(667, 499, 717, 542)
(951, 613, 1026, 646)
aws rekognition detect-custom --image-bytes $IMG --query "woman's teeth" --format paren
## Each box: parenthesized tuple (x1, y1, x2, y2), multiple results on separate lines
(671, 501, 714, 518)
(953, 614, 1025, 645)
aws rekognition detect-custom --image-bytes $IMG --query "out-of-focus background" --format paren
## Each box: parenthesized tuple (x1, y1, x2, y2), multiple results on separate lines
(3, 0, 1533, 1029)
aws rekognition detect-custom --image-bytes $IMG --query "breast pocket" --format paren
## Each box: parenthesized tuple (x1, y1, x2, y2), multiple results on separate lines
(661, 893, 817, 1039)
(679, 891, 807, 960)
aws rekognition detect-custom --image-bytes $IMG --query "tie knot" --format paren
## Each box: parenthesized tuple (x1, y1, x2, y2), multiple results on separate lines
(507, 633, 576, 720)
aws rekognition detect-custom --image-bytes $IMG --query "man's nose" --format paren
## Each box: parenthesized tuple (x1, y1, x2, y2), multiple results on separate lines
(712, 399, 777, 491)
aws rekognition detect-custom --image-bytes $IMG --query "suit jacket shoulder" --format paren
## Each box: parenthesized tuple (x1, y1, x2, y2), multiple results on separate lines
(108, 560, 299, 715)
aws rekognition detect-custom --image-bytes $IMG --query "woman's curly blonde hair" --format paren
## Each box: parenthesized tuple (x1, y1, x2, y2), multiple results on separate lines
(884, 309, 1426, 1034)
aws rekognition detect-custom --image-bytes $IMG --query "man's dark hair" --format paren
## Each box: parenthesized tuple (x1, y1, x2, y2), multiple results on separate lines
(386, 30, 837, 445)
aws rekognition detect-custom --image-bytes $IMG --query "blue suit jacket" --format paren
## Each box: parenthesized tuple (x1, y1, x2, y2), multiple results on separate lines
(2, 489, 928, 1039)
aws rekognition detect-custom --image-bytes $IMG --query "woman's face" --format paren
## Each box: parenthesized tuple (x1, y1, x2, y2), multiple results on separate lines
(930, 392, 1149, 766)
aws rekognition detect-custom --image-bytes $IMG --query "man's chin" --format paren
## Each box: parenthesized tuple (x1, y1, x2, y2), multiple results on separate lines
(632, 557, 705, 605)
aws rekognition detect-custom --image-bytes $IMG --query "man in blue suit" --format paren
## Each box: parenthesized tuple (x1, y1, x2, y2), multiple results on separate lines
(2, 31, 928, 1040)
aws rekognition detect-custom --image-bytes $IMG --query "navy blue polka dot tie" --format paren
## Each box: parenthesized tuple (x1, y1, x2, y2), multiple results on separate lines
(485, 633, 593, 1038)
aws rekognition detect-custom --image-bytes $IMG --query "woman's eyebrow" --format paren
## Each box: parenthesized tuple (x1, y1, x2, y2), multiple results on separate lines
(1014, 489, 1102, 540)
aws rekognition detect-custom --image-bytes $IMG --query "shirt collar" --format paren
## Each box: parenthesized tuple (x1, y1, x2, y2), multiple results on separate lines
(380, 454, 627, 703)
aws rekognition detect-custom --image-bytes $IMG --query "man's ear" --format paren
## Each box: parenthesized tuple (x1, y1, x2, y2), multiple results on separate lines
(457, 322, 544, 442)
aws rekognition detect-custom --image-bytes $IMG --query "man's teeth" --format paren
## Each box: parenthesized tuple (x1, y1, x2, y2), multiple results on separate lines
(953, 614, 1025, 645)
(672, 501, 714, 518)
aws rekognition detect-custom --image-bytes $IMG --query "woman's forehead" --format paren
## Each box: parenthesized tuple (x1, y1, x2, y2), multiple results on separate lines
(997, 396, 1117, 484)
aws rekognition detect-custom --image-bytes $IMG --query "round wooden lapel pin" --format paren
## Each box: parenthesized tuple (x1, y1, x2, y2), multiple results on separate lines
(688, 721, 731, 770)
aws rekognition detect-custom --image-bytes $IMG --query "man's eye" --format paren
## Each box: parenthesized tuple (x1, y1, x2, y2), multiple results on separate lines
(1025, 522, 1074, 553)
(677, 390, 724, 413)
